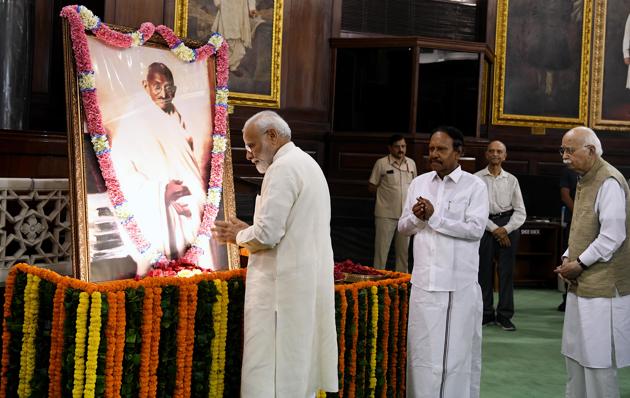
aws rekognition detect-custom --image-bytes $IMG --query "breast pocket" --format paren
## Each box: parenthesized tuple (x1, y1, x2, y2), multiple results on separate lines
(445, 200, 467, 220)
(253, 195, 262, 223)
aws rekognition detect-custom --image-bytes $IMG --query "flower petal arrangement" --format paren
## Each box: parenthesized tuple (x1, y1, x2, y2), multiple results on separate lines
(59, 5, 230, 275)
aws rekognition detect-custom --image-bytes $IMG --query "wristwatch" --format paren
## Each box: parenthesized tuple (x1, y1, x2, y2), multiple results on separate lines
(576, 257, 588, 270)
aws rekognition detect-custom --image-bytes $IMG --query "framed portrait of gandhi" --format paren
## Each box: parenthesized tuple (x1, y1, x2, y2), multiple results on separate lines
(174, 0, 283, 108)
(590, 0, 630, 130)
(492, 0, 592, 128)
(61, 6, 239, 282)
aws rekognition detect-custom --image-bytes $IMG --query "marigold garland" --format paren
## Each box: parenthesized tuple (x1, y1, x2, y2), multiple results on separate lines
(368, 286, 379, 398)
(0, 270, 17, 398)
(72, 292, 90, 398)
(389, 285, 400, 398)
(216, 281, 229, 397)
(48, 284, 66, 398)
(17, 274, 40, 398)
(399, 284, 409, 398)
(148, 288, 163, 398)
(208, 279, 225, 397)
(103, 292, 118, 398)
(138, 288, 154, 398)
(337, 290, 348, 397)
(380, 287, 391, 398)
(113, 291, 127, 396)
(173, 285, 189, 398)
(83, 292, 102, 398)
(348, 288, 359, 397)
(183, 284, 198, 398)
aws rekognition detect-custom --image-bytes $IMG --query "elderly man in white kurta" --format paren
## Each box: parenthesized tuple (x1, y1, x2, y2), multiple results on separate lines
(398, 126, 488, 398)
(212, 110, 338, 398)
(555, 127, 630, 398)
(110, 62, 212, 276)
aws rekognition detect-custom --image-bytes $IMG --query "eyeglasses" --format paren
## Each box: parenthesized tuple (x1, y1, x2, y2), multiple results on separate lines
(559, 145, 588, 156)
(244, 130, 270, 153)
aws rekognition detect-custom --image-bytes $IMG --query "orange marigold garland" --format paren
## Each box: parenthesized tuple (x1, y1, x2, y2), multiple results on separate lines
(182, 284, 198, 398)
(48, 283, 67, 398)
(103, 292, 118, 398)
(398, 284, 409, 398)
(347, 288, 359, 397)
(112, 291, 127, 396)
(389, 285, 400, 397)
(173, 285, 189, 398)
(148, 287, 163, 398)
(138, 288, 154, 398)
(337, 288, 348, 397)
(0, 270, 17, 398)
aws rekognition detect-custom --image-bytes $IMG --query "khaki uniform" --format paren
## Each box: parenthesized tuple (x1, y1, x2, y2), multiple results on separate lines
(369, 155, 416, 272)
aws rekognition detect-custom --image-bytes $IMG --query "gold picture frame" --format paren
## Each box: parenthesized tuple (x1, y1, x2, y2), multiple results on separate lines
(62, 19, 240, 282)
(492, 0, 592, 128)
(590, 0, 630, 131)
(174, 0, 283, 108)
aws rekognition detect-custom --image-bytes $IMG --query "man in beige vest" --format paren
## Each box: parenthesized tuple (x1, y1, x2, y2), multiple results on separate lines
(555, 126, 630, 398)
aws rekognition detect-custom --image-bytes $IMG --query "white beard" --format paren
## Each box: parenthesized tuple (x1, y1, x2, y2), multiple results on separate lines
(255, 160, 270, 174)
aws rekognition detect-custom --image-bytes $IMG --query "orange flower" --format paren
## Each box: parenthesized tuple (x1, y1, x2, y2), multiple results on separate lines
(138, 288, 154, 398)
(389, 285, 399, 396)
(173, 285, 189, 398)
(338, 289, 348, 397)
(0, 270, 17, 398)
(112, 291, 126, 395)
(148, 288, 162, 398)
(380, 287, 391, 398)
(47, 283, 67, 398)
(103, 292, 118, 398)
(183, 284, 198, 398)
(399, 284, 409, 397)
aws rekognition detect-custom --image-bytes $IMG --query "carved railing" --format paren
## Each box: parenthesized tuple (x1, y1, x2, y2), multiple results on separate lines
(0, 178, 72, 282)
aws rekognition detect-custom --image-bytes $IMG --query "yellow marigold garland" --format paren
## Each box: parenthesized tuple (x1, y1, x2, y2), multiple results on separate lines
(148, 288, 163, 398)
(208, 279, 225, 397)
(389, 285, 400, 397)
(103, 292, 118, 398)
(216, 281, 229, 398)
(83, 292, 102, 398)
(368, 285, 379, 398)
(380, 287, 391, 398)
(17, 274, 40, 398)
(338, 289, 348, 397)
(72, 292, 90, 398)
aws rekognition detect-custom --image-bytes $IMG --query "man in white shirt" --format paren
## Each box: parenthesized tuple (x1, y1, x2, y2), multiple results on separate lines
(211, 111, 338, 398)
(555, 126, 630, 398)
(369, 134, 417, 272)
(398, 126, 488, 398)
(475, 141, 526, 331)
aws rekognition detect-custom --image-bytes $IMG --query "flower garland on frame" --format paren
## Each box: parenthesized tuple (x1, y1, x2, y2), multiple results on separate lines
(59, 5, 230, 272)
(71, 292, 90, 398)
(83, 292, 102, 398)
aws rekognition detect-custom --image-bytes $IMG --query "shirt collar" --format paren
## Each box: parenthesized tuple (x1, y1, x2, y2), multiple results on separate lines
(480, 166, 506, 178)
(388, 154, 407, 167)
(431, 165, 463, 183)
(273, 141, 295, 162)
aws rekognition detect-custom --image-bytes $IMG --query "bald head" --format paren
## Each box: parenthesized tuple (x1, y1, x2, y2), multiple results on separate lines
(485, 140, 507, 168)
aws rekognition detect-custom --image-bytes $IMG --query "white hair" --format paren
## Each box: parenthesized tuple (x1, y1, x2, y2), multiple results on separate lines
(243, 110, 291, 139)
(569, 126, 603, 156)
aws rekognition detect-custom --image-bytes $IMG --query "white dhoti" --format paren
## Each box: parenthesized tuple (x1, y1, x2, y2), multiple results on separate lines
(407, 282, 482, 398)
(562, 291, 630, 397)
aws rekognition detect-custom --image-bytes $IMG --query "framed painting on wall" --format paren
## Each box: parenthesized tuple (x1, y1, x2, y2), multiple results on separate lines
(174, 0, 283, 108)
(492, 0, 592, 128)
(590, 0, 630, 130)
(61, 6, 239, 282)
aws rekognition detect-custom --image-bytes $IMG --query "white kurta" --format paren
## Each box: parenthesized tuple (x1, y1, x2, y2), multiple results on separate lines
(110, 95, 210, 275)
(398, 167, 488, 398)
(562, 178, 630, 368)
(624, 14, 630, 89)
(236, 142, 338, 398)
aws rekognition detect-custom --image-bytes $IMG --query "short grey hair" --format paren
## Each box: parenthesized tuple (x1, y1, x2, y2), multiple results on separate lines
(570, 126, 603, 156)
(243, 110, 291, 139)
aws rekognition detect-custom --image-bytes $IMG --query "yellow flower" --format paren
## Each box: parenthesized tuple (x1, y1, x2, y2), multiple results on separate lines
(84, 292, 102, 398)
(216, 88, 229, 105)
(207, 188, 221, 207)
(91, 134, 109, 153)
(72, 292, 90, 398)
(208, 34, 224, 49)
(129, 31, 143, 47)
(78, 6, 100, 30)
(172, 43, 195, 62)
(177, 269, 196, 278)
(213, 136, 227, 153)
(18, 274, 40, 398)
(78, 72, 95, 91)
(368, 286, 379, 396)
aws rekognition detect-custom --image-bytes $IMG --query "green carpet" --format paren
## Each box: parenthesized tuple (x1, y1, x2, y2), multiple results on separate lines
(481, 289, 630, 398)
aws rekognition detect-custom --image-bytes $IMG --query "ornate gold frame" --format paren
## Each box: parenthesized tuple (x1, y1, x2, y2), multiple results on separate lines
(62, 21, 240, 281)
(492, 0, 592, 128)
(590, 0, 630, 131)
(174, 0, 283, 108)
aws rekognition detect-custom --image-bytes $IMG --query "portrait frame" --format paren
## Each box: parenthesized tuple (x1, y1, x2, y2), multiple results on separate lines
(492, 0, 593, 128)
(174, 0, 283, 108)
(61, 12, 240, 282)
(590, 0, 630, 131)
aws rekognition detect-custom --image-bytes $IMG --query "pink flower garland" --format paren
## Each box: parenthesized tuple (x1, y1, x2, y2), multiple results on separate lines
(60, 5, 230, 275)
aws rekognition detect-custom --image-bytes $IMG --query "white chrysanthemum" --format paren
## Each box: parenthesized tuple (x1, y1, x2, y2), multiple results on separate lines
(216, 88, 229, 105)
(78, 73, 96, 91)
(207, 188, 222, 206)
(78, 6, 100, 30)
(91, 135, 109, 153)
(213, 136, 227, 153)
(113, 203, 132, 220)
(129, 32, 143, 47)
(172, 43, 195, 62)
(208, 34, 224, 49)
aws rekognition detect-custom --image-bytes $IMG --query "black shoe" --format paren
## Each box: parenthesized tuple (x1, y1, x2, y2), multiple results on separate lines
(557, 301, 566, 312)
(497, 317, 516, 331)
(482, 314, 495, 326)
